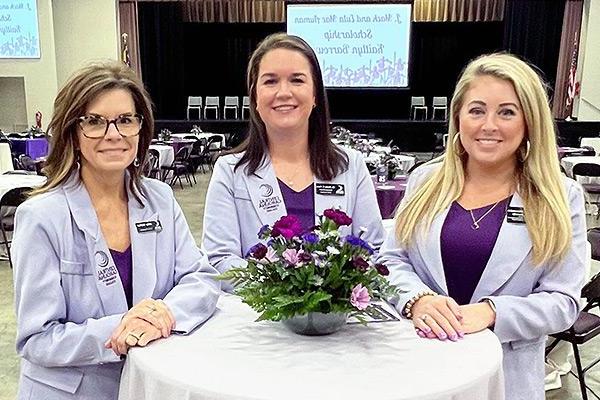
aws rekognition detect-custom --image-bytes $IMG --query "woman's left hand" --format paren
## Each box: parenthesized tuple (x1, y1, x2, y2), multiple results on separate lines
(105, 318, 162, 356)
(458, 302, 496, 334)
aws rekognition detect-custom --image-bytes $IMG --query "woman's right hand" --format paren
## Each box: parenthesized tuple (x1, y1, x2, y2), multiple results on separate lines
(411, 295, 464, 341)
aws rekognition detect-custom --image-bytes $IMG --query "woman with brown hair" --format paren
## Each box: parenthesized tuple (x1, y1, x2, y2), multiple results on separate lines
(12, 60, 220, 399)
(203, 33, 385, 290)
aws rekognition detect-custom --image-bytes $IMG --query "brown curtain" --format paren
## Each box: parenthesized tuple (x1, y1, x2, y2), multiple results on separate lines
(413, 0, 504, 22)
(552, 0, 584, 119)
(182, 0, 285, 23)
(119, 1, 143, 78)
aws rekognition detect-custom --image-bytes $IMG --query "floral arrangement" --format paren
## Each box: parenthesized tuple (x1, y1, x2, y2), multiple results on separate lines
(219, 209, 397, 322)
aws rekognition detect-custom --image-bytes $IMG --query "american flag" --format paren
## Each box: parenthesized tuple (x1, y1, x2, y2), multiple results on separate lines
(565, 35, 579, 110)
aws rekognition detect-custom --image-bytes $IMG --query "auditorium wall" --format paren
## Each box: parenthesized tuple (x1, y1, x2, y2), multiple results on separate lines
(578, 0, 600, 121)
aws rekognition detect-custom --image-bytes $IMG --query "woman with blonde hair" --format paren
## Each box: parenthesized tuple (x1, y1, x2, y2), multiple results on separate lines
(12, 60, 220, 399)
(377, 53, 586, 399)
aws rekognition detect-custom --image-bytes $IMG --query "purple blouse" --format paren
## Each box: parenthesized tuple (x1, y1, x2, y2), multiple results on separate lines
(440, 196, 511, 305)
(278, 179, 315, 233)
(110, 246, 133, 308)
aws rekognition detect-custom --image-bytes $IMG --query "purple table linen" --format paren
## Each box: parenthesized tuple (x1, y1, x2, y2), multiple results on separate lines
(371, 176, 407, 219)
(11, 138, 49, 160)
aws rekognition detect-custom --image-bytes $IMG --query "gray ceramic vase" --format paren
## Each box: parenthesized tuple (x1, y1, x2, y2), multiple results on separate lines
(282, 312, 348, 336)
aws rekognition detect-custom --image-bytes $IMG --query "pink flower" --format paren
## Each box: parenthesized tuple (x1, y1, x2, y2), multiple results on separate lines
(282, 248, 300, 266)
(350, 284, 370, 310)
(265, 247, 279, 263)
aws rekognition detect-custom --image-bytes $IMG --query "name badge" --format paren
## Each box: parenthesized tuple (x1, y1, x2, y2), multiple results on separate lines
(135, 220, 163, 233)
(316, 183, 345, 196)
(506, 206, 525, 224)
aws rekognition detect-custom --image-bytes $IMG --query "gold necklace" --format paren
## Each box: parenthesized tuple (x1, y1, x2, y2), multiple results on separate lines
(274, 157, 308, 187)
(469, 201, 501, 230)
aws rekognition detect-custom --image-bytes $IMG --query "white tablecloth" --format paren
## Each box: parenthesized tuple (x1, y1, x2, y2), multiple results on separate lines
(364, 153, 416, 172)
(148, 145, 174, 168)
(173, 132, 226, 149)
(0, 143, 14, 174)
(561, 156, 600, 178)
(580, 137, 600, 155)
(0, 174, 46, 199)
(119, 295, 504, 400)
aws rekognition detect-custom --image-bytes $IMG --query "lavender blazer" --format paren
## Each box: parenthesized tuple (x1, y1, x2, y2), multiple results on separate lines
(12, 173, 220, 399)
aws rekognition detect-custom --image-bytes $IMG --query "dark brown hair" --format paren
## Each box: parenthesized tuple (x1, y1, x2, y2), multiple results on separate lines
(33, 60, 154, 204)
(233, 33, 348, 179)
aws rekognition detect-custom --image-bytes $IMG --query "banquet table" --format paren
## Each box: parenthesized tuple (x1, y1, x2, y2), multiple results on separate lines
(0, 174, 46, 199)
(119, 295, 504, 400)
(148, 145, 175, 168)
(0, 143, 13, 174)
(10, 137, 49, 159)
(371, 176, 407, 219)
(561, 156, 600, 178)
(580, 137, 600, 156)
(364, 154, 416, 173)
(172, 132, 226, 149)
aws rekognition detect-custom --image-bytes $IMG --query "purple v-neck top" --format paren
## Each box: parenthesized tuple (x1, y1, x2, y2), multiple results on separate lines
(110, 246, 133, 308)
(277, 179, 315, 233)
(440, 196, 511, 305)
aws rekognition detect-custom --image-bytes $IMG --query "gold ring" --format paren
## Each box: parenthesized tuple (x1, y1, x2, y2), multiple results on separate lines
(128, 332, 141, 341)
(421, 314, 429, 322)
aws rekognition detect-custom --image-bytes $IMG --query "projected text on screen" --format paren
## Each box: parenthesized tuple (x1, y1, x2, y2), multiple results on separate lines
(0, 0, 40, 58)
(287, 4, 411, 88)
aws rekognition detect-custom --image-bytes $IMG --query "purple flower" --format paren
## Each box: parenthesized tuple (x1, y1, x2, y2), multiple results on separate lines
(247, 243, 267, 259)
(272, 215, 303, 240)
(345, 235, 374, 255)
(374, 263, 389, 276)
(352, 256, 369, 272)
(302, 232, 320, 244)
(257, 224, 270, 238)
(350, 284, 370, 310)
(298, 251, 312, 263)
(323, 209, 352, 226)
(282, 248, 300, 266)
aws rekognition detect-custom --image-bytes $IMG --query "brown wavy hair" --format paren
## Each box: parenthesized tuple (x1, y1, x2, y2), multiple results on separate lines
(32, 60, 154, 204)
(233, 33, 348, 179)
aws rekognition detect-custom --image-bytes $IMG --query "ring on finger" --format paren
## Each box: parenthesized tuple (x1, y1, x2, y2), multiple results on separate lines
(421, 314, 430, 323)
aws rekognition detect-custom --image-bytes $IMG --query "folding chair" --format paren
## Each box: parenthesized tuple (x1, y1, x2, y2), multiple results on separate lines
(241, 96, 250, 119)
(223, 96, 239, 120)
(432, 96, 448, 120)
(0, 187, 32, 268)
(204, 96, 220, 120)
(573, 163, 600, 218)
(410, 96, 427, 120)
(186, 96, 202, 120)
(545, 271, 600, 400)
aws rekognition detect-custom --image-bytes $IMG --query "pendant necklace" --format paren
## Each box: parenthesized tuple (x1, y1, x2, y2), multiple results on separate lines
(469, 201, 501, 230)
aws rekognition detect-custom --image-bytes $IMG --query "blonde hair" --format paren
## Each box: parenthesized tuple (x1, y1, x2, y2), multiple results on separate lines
(395, 53, 571, 266)
(32, 60, 154, 204)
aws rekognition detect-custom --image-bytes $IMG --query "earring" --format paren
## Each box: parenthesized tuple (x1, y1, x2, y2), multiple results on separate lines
(520, 139, 531, 162)
(452, 133, 464, 155)
(133, 157, 140, 167)
(75, 150, 81, 170)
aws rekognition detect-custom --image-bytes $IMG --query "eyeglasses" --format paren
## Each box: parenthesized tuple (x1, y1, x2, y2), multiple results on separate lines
(77, 114, 143, 138)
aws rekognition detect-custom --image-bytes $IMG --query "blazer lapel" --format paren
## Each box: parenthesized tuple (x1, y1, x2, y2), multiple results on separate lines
(470, 193, 532, 302)
(244, 156, 287, 227)
(128, 194, 158, 304)
(63, 177, 128, 315)
(415, 208, 450, 294)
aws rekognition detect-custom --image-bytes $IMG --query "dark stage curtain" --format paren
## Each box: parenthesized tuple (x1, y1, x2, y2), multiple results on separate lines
(138, 3, 186, 119)
(503, 0, 566, 92)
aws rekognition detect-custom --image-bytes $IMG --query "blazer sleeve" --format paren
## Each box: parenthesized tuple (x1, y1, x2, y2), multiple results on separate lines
(483, 182, 587, 343)
(162, 196, 221, 334)
(202, 156, 247, 292)
(349, 151, 386, 251)
(12, 202, 123, 368)
(376, 165, 440, 313)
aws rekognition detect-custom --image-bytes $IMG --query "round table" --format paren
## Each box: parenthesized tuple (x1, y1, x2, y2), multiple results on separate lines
(119, 296, 504, 400)
(561, 156, 600, 178)
(372, 176, 407, 219)
(0, 174, 46, 199)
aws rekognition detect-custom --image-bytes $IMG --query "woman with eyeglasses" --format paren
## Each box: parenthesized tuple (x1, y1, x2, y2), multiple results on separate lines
(11, 61, 220, 399)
